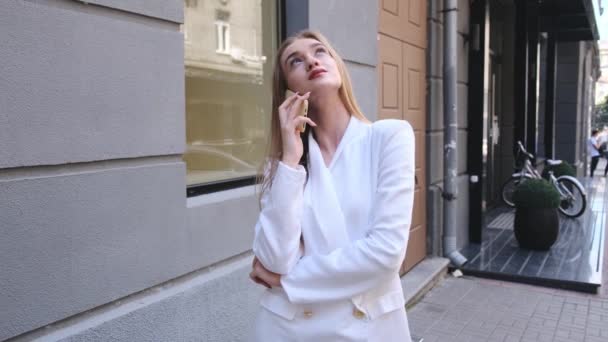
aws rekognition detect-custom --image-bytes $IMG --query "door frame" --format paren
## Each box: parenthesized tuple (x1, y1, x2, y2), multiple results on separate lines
(467, 0, 490, 243)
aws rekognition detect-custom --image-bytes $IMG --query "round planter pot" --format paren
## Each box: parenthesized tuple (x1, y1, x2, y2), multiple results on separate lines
(514, 207, 559, 250)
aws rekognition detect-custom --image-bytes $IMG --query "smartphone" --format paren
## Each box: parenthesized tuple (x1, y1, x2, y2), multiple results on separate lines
(285, 89, 308, 132)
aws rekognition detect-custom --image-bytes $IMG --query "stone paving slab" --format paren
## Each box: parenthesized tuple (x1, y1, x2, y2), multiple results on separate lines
(408, 163, 608, 342)
(408, 275, 608, 342)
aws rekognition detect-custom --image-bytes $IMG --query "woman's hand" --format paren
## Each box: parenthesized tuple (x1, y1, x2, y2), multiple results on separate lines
(249, 256, 282, 288)
(279, 92, 316, 168)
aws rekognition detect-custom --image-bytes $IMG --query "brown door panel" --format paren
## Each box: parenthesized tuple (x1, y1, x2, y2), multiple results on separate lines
(411, 188, 426, 229)
(403, 43, 426, 130)
(380, 0, 426, 48)
(403, 0, 426, 49)
(401, 224, 426, 274)
(415, 169, 425, 192)
(379, 0, 427, 275)
(414, 131, 425, 169)
(378, 34, 403, 120)
(379, 0, 407, 41)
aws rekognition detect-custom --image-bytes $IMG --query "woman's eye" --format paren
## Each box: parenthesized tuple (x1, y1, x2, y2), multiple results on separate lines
(315, 48, 327, 55)
(290, 57, 303, 66)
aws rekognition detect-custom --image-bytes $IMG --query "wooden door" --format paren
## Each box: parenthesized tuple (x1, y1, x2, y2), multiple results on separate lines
(378, 0, 427, 274)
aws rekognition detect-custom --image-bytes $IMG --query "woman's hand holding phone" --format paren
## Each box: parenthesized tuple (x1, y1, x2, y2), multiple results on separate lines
(279, 90, 316, 168)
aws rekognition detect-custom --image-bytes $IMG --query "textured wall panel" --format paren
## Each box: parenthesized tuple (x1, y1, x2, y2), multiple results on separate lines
(0, 162, 187, 340)
(78, 0, 183, 23)
(0, 1, 184, 168)
(309, 0, 378, 66)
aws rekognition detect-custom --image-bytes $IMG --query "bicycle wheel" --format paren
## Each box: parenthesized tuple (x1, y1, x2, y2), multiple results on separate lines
(501, 175, 531, 207)
(556, 178, 587, 218)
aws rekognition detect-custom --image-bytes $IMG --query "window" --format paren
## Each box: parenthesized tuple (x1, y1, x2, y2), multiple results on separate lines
(183, 0, 277, 194)
(215, 21, 230, 54)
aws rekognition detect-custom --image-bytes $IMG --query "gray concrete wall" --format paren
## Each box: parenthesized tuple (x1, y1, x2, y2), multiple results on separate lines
(0, 0, 255, 339)
(0, 0, 189, 339)
(426, 0, 470, 254)
(555, 42, 585, 174)
(1, 159, 185, 339)
(285, 0, 378, 119)
(308, 0, 379, 120)
(427, 175, 470, 255)
(25, 257, 262, 342)
(0, 1, 184, 169)
(1, 0, 382, 341)
(81, 0, 183, 23)
(555, 41, 598, 177)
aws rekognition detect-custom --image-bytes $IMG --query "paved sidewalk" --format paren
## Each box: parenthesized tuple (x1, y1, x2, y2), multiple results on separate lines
(408, 275, 608, 342)
(407, 163, 608, 342)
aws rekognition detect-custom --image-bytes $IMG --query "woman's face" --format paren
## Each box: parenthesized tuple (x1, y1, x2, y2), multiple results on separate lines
(281, 38, 342, 96)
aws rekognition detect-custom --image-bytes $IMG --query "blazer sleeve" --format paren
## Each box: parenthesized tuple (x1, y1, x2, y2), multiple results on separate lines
(280, 122, 415, 304)
(252, 161, 306, 274)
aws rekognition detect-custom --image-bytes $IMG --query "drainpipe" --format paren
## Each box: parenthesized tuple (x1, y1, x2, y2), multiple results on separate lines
(443, 0, 467, 267)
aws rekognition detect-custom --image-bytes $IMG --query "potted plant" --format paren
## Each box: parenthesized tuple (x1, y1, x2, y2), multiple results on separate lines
(541, 160, 576, 179)
(512, 179, 561, 250)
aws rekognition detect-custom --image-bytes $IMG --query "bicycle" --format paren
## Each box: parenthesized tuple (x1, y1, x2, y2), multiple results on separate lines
(501, 141, 587, 218)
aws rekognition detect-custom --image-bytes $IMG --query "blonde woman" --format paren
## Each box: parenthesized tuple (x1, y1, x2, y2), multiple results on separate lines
(250, 30, 415, 341)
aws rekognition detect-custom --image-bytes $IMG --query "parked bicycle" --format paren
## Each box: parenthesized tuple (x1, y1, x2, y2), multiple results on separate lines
(501, 141, 587, 218)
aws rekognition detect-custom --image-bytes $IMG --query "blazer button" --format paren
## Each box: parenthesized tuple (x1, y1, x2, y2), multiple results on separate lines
(352, 308, 366, 319)
(303, 310, 313, 318)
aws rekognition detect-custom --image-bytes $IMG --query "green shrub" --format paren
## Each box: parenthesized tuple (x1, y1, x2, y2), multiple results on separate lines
(541, 161, 576, 179)
(513, 179, 560, 209)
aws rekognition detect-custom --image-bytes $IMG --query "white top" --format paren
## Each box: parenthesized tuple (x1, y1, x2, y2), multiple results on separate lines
(253, 116, 415, 324)
(588, 136, 600, 157)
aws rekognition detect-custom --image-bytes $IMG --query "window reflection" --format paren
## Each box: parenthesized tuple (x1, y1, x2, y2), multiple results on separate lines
(183, 0, 275, 186)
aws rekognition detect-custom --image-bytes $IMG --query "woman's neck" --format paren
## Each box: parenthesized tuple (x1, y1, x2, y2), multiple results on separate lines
(308, 92, 351, 156)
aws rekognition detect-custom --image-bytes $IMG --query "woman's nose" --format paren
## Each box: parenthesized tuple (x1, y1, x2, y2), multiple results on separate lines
(305, 56, 320, 71)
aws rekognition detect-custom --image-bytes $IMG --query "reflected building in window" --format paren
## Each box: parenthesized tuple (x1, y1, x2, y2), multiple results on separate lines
(183, 0, 275, 186)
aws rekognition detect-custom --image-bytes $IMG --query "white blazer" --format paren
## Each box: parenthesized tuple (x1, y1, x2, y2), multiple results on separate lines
(253, 116, 415, 324)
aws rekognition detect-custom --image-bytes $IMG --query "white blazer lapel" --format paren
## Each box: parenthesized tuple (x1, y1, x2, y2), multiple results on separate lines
(302, 134, 350, 255)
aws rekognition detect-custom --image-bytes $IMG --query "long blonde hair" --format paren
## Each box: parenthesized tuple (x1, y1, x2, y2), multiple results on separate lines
(257, 30, 368, 202)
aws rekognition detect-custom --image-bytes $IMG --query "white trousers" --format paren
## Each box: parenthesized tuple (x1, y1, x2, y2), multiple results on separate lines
(252, 300, 411, 342)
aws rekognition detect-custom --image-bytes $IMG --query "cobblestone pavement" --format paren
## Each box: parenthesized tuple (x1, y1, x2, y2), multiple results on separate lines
(408, 274, 608, 342)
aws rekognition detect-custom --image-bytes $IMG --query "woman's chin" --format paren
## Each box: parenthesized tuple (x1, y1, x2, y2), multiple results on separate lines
(308, 83, 340, 98)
